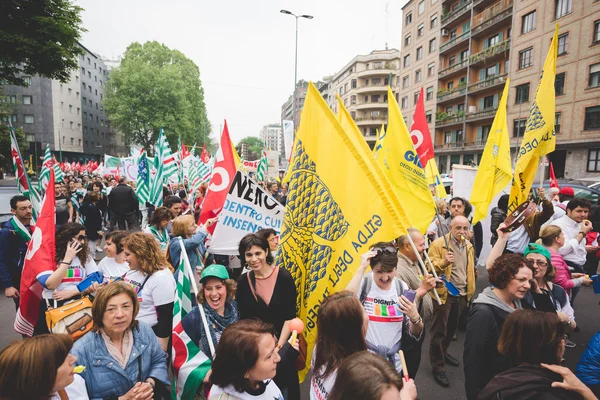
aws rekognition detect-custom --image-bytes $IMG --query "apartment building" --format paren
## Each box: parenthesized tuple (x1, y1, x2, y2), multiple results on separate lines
(260, 124, 283, 153)
(322, 49, 402, 147)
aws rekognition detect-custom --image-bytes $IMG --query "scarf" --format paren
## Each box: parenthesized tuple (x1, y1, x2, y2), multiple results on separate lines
(11, 216, 33, 243)
(200, 301, 239, 359)
(149, 226, 169, 249)
(100, 328, 134, 369)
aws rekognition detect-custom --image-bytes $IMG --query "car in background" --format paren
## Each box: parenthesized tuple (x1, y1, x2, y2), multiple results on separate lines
(532, 180, 600, 204)
(0, 187, 19, 224)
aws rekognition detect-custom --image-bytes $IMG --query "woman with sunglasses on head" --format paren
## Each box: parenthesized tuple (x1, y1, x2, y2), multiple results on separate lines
(346, 242, 424, 377)
(39, 223, 100, 308)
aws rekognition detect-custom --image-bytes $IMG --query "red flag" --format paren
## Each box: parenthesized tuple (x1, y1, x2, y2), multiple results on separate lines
(115, 163, 121, 181)
(549, 161, 559, 188)
(409, 87, 435, 168)
(199, 121, 237, 234)
(200, 143, 210, 164)
(181, 142, 191, 160)
(14, 169, 56, 337)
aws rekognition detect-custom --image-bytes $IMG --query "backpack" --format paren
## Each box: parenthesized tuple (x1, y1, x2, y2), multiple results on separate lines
(359, 273, 405, 304)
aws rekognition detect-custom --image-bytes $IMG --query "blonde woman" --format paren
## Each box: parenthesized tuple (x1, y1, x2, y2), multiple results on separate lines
(168, 215, 217, 271)
(122, 232, 176, 350)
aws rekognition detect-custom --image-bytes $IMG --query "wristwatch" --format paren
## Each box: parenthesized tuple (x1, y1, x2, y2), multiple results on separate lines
(146, 380, 155, 389)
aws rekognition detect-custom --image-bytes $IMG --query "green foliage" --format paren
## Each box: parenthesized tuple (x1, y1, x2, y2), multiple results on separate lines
(0, 0, 85, 86)
(236, 136, 264, 160)
(0, 89, 27, 172)
(103, 41, 212, 155)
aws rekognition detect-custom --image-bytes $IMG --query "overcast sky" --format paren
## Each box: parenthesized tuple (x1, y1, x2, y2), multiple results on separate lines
(75, 0, 405, 144)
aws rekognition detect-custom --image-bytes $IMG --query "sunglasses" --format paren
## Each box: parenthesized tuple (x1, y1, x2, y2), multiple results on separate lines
(373, 246, 398, 255)
(74, 235, 87, 241)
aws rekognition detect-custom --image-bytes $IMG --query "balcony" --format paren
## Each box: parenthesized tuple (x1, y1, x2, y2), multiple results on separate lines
(472, 0, 513, 37)
(466, 107, 497, 121)
(440, 30, 471, 54)
(468, 73, 508, 93)
(437, 86, 467, 103)
(469, 39, 510, 66)
(355, 100, 388, 110)
(356, 115, 388, 126)
(439, 58, 469, 78)
(434, 140, 487, 150)
(441, 0, 472, 27)
(436, 113, 466, 128)
(356, 63, 396, 78)
(356, 84, 388, 94)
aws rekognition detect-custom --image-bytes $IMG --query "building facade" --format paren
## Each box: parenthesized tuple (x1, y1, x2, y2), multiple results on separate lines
(399, 0, 600, 179)
(322, 49, 402, 147)
(259, 124, 283, 154)
(1, 43, 122, 168)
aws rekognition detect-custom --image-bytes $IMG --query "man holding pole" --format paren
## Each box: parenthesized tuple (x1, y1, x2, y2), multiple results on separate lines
(427, 216, 476, 388)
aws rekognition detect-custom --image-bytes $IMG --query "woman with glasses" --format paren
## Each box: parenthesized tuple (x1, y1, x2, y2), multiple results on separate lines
(39, 222, 100, 306)
(346, 242, 424, 376)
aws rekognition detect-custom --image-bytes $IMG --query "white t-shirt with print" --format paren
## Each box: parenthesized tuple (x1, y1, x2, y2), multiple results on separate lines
(97, 257, 130, 283)
(209, 380, 283, 400)
(41, 256, 99, 299)
(50, 374, 89, 400)
(121, 268, 176, 327)
(310, 367, 336, 400)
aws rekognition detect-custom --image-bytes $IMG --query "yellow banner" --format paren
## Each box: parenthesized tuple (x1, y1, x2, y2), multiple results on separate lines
(509, 25, 558, 212)
(426, 158, 448, 199)
(278, 83, 411, 380)
(471, 80, 513, 224)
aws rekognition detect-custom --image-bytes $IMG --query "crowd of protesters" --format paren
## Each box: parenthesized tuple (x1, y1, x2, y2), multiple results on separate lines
(0, 174, 600, 399)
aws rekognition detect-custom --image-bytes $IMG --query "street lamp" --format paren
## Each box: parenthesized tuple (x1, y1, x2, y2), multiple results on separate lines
(280, 9, 313, 131)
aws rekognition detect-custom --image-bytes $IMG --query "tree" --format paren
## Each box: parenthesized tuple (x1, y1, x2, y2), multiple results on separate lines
(103, 41, 212, 155)
(236, 136, 264, 160)
(0, 0, 85, 86)
(0, 89, 27, 174)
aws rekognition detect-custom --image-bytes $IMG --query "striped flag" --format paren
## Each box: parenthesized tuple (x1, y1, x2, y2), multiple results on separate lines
(137, 151, 150, 204)
(38, 145, 53, 192)
(177, 136, 184, 184)
(161, 130, 178, 178)
(10, 125, 41, 216)
(149, 129, 169, 207)
(255, 147, 268, 182)
(172, 239, 211, 399)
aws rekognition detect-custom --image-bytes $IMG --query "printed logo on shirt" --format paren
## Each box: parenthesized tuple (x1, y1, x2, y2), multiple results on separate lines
(311, 376, 329, 400)
(363, 296, 404, 323)
(61, 265, 85, 283)
(122, 275, 145, 302)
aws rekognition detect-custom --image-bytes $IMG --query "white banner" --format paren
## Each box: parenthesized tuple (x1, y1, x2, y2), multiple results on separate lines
(283, 120, 294, 160)
(209, 170, 284, 255)
(243, 160, 259, 171)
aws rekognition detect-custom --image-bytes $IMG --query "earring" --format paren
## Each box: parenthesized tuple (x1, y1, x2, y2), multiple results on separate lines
(244, 372, 249, 379)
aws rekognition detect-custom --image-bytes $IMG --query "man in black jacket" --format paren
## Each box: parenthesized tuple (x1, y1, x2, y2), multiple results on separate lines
(108, 177, 139, 231)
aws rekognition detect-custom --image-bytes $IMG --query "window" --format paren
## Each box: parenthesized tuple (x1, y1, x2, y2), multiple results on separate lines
(88, 85, 91, 92)
(22, 95, 32, 105)
(68, 88, 72, 96)
(23, 76, 32, 86)
(513, 119, 527, 137)
(449, 56, 456, 66)
(69, 104, 73, 113)
(555, 72, 565, 95)
(595, 20, 600, 44)
(590, 63, 600, 88)
(415, 69, 421, 82)
(445, 132, 452, 144)
(588, 150, 600, 172)
(483, 95, 495, 109)
(405, 34, 411, 47)
(585, 106, 600, 131)
(87, 57, 91, 65)
(88, 71, 91, 78)
(522, 11, 536, 34)
(406, 12, 412, 25)
(428, 63, 435, 77)
(515, 83, 530, 103)
(555, 0, 571, 19)
(430, 14, 437, 29)
(519, 48, 533, 69)
(76, 91, 79, 99)
(426, 86, 433, 101)
(414, 92, 420, 105)
(70, 138, 74, 145)
(77, 107, 80, 115)
(426, 110, 432, 123)
(555, 112, 561, 134)
(429, 38, 436, 53)
(10, 115, 17, 123)
(416, 47, 423, 60)
(403, 76, 409, 88)
(83, 112, 87, 120)
(82, 96, 86, 103)
(418, 24, 424, 37)
(89, 99, 92, 106)
(351, 79, 357, 89)
(558, 33, 568, 56)
(404, 55, 411, 67)
(401, 96, 408, 109)
(24, 115, 34, 124)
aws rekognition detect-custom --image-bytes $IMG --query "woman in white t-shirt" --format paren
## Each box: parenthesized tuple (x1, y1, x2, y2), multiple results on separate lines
(0, 333, 89, 400)
(310, 291, 368, 400)
(39, 223, 99, 304)
(121, 232, 176, 351)
(97, 230, 129, 283)
(346, 242, 424, 375)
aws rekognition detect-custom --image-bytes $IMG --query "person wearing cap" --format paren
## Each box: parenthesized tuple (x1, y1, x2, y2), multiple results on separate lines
(180, 264, 239, 396)
(546, 186, 575, 225)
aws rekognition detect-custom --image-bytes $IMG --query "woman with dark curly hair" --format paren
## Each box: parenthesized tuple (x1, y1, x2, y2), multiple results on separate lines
(122, 232, 176, 351)
(463, 253, 535, 399)
(143, 206, 175, 251)
(39, 222, 100, 306)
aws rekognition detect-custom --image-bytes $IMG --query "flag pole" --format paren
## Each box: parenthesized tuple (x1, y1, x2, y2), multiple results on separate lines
(426, 162, 451, 250)
(178, 237, 199, 295)
(406, 232, 442, 305)
(538, 157, 545, 188)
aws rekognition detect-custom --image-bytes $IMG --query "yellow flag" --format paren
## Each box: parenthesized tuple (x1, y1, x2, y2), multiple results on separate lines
(426, 158, 448, 199)
(373, 124, 386, 159)
(379, 87, 436, 233)
(278, 83, 412, 380)
(470, 80, 513, 224)
(509, 25, 558, 212)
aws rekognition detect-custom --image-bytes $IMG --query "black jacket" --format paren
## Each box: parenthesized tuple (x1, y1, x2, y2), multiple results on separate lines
(108, 184, 139, 215)
(0, 219, 31, 289)
(479, 364, 584, 400)
(464, 303, 516, 400)
(490, 207, 507, 246)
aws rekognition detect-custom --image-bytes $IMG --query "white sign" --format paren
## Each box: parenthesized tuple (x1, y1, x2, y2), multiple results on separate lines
(209, 170, 284, 255)
(283, 120, 294, 160)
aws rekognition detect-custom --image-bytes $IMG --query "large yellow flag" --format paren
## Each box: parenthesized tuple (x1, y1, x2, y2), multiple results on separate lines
(426, 158, 448, 199)
(380, 87, 436, 233)
(278, 83, 412, 380)
(509, 26, 558, 212)
(470, 80, 513, 224)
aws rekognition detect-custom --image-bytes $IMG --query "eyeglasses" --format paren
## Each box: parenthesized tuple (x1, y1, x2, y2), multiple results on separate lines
(269, 236, 279, 243)
(531, 260, 548, 267)
(75, 235, 87, 241)
(373, 246, 398, 255)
